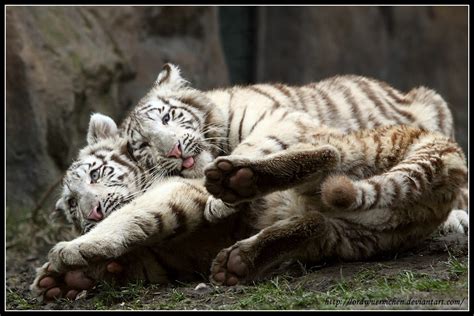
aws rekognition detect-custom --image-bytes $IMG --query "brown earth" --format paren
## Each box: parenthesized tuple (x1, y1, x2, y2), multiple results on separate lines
(6, 231, 468, 311)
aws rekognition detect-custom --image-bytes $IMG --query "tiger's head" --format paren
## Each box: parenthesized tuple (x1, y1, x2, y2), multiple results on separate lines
(122, 63, 226, 179)
(55, 113, 148, 233)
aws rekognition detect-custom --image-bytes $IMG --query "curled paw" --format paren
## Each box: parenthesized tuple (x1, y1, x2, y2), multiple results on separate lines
(210, 245, 250, 286)
(204, 196, 238, 222)
(204, 156, 258, 204)
(440, 209, 469, 235)
(48, 241, 104, 272)
(48, 241, 87, 272)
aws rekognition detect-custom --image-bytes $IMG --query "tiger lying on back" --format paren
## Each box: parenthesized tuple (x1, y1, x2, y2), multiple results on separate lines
(31, 114, 468, 300)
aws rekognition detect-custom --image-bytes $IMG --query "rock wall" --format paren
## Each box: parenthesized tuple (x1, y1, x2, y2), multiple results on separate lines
(6, 6, 229, 213)
(255, 6, 468, 154)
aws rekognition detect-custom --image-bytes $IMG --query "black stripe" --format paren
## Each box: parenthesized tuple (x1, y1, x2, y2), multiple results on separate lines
(238, 107, 248, 143)
(226, 92, 235, 152)
(339, 83, 366, 129)
(111, 153, 137, 173)
(137, 103, 155, 114)
(169, 202, 187, 237)
(170, 105, 202, 127)
(374, 79, 416, 123)
(274, 83, 296, 105)
(378, 80, 409, 103)
(177, 96, 208, 113)
(373, 133, 383, 167)
(294, 88, 307, 110)
(355, 78, 403, 124)
(267, 135, 289, 150)
(318, 88, 340, 123)
(308, 89, 323, 123)
(367, 180, 381, 209)
(248, 111, 267, 135)
(248, 86, 282, 108)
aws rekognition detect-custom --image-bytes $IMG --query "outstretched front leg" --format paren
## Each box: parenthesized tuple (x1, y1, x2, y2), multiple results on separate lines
(47, 178, 209, 273)
(204, 144, 340, 205)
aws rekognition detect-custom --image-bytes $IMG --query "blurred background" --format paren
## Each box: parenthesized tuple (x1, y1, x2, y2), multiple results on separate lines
(6, 6, 468, 219)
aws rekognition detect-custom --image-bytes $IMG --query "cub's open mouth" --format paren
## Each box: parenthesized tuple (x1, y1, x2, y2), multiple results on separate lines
(87, 203, 103, 221)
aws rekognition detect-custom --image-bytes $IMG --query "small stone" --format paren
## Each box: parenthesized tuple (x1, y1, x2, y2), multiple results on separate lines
(75, 290, 88, 301)
(194, 283, 209, 292)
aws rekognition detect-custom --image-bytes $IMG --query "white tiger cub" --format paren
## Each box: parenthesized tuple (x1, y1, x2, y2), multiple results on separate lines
(123, 63, 455, 174)
(54, 114, 151, 234)
(31, 116, 467, 300)
(30, 114, 257, 300)
(121, 64, 467, 213)
(30, 64, 468, 300)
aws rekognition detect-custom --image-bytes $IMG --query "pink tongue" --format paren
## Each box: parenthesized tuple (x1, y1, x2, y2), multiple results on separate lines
(87, 205, 103, 221)
(182, 156, 195, 169)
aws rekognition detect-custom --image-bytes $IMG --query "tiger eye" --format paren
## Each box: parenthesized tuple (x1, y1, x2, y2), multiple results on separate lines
(90, 169, 100, 183)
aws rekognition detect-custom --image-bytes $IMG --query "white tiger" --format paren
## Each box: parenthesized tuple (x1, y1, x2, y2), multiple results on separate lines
(121, 64, 467, 216)
(30, 64, 468, 300)
(31, 115, 467, 300)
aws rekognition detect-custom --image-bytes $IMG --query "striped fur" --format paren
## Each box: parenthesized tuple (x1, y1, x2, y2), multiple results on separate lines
(121, 64, 455, 181)
(56, 114, 150, 234)
(32, 124, 467, 297)
(206, 125, 468, 285)
(204, 125, 467, 220)
(122, 63, 466, 211)
(31, 64, 468, 298)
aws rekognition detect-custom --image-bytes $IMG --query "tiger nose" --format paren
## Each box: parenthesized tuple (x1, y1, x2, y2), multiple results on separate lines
(167, 142, 182, 158)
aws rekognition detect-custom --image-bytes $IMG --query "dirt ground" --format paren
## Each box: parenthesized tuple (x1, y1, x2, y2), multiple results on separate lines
(5, 231, 469, 311)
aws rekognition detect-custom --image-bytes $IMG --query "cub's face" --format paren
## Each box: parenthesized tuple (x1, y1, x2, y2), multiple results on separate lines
(56, 114, 146, 233)
(123, 64, 216, 179)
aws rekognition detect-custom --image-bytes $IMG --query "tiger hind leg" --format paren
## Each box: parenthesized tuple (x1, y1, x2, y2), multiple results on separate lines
(209, 212, 391, 286)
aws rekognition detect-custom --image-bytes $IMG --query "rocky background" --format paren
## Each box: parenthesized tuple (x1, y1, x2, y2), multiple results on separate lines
(6, 6, 468, 217)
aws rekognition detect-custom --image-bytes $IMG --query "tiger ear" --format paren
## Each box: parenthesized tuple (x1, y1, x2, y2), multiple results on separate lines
(154, 63, 188, 89)
(53, 198, 67, 219)
(87, 113, 118, 145)
(54, 198, 64, 213)
(54, 197, 74, 224)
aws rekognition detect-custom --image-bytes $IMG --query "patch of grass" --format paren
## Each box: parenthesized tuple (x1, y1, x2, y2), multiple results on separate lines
(90, 280, 149, 309)
(316, 267, 467, 310)
(170, 289, 186, 303)
(218, 264, 468, 310)
(6, 289, 41, 310)
(224, 278, 318, 310)
(445, 254, 468, 277)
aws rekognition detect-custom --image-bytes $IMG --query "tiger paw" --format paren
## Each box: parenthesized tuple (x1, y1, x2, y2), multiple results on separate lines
(48, 240, 105, 272)
(210, 244, 251, 286)
(204, 156, 259, 204)
(440, 209, 469, 235)
(204, 196, 239, 222)
(30, 262, 94, 302)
